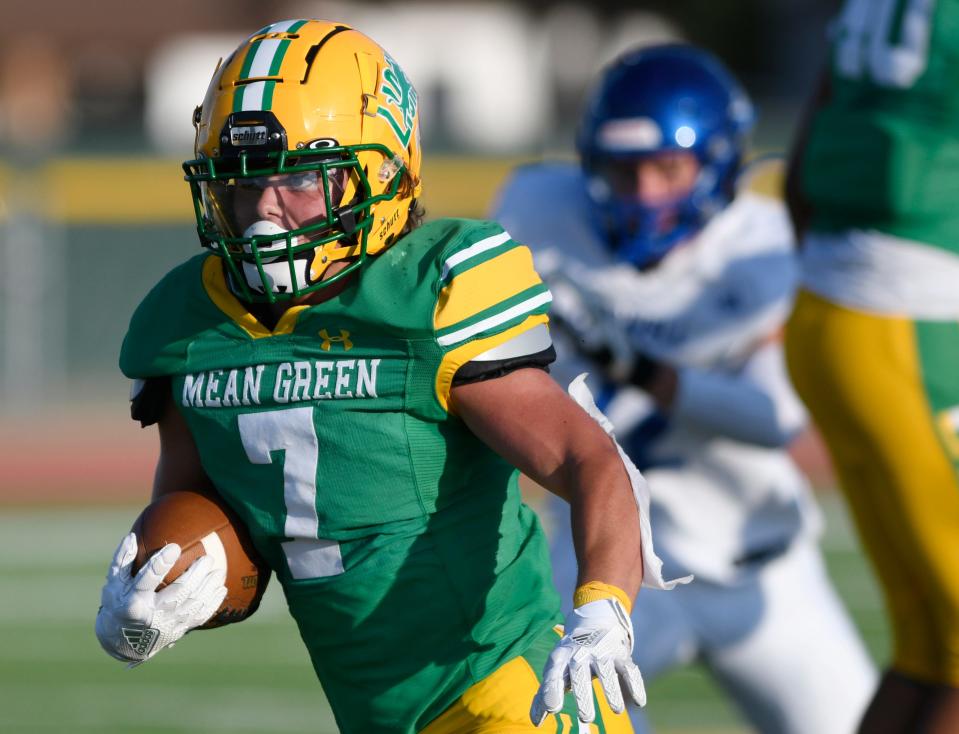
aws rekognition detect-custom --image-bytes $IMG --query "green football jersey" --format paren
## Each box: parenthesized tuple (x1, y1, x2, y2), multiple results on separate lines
(120, 218, 561, 733)
(802, 0, 959, 252)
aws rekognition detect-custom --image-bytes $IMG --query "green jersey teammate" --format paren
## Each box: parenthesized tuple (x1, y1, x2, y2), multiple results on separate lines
(93, 19, 686, 734)
(786, 1, 959, 732)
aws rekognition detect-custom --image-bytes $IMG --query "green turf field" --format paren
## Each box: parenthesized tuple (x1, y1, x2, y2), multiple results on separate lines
(0, 494, 887, 734)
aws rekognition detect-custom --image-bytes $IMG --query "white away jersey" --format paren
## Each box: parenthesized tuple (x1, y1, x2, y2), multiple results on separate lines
(493, 162, 821, 582)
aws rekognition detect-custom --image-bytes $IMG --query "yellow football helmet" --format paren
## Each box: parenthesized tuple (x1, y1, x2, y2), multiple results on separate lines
(183, 19, 423, 302)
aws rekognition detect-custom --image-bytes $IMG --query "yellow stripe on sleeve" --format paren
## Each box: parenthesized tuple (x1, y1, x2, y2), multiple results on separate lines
(435, 313, 549, 413)
(434, 246, 543, 330)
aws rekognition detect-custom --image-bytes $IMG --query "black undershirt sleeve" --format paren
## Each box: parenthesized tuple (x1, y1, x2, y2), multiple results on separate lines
(130, 376, 171, 427)
(451, 345, 556, 387)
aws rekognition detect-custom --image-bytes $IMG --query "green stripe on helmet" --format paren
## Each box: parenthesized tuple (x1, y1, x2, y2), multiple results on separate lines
(232, 84, 247, 112)
(239, 39, 262, 80)
(269, 40, 291, 76)
(261, 81, 276, 111)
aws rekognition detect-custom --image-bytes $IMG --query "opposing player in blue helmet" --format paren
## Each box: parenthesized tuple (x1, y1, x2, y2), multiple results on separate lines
(578, 44, 754, 269)
(493, 44, 876, 733)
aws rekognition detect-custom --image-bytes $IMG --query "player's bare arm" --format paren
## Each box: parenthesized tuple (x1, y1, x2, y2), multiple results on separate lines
(153, 389, 214, 499)
(451, 367, 643, 596)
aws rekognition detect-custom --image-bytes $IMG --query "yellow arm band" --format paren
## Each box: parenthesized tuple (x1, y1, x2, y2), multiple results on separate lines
(573, 581, 633, 614)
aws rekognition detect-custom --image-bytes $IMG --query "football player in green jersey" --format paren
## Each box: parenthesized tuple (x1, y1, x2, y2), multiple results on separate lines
(786, 1, 959, 731)
(93, 19, 688, 734)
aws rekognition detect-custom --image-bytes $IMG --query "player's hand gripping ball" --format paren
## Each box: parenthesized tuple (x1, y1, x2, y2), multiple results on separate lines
(131, 491, 270, 629)
(95, 491, 271, 664)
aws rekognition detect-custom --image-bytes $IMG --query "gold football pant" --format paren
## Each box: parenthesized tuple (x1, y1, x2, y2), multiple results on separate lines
(786, 289, 959, 685)
(422, 625, 634, 734)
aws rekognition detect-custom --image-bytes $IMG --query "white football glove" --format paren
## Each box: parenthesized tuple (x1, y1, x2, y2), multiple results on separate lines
(530, 598, 646, 726)
(95, 532, 227, 666)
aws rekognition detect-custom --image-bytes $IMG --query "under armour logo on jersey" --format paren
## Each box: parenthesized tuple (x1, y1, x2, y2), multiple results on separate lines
(122, 625, 159, 656)
(319, 329, 353, 351)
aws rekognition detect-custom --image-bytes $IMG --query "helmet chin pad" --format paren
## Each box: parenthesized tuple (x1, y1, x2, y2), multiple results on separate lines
(240, 220, 311, 295)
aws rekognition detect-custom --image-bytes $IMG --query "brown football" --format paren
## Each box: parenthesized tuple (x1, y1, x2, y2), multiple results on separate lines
(130, 490, 270, 629)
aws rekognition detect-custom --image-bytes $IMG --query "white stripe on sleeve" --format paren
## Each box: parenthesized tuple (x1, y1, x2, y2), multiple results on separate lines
(440, 232, 512, 281)
(436, 291, 552, 347)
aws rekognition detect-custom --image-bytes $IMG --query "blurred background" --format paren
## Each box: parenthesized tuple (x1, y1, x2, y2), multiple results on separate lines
(0, 1, 885, 733)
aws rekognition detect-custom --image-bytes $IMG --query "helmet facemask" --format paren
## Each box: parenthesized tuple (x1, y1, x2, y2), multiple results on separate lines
(184, 142, 407, 303)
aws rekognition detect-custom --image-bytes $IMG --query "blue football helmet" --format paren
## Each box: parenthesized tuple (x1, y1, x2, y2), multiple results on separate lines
(577, 44, 754, 268)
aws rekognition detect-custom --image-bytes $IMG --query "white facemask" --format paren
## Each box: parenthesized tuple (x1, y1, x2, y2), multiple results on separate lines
(240, 220, 310, 295)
